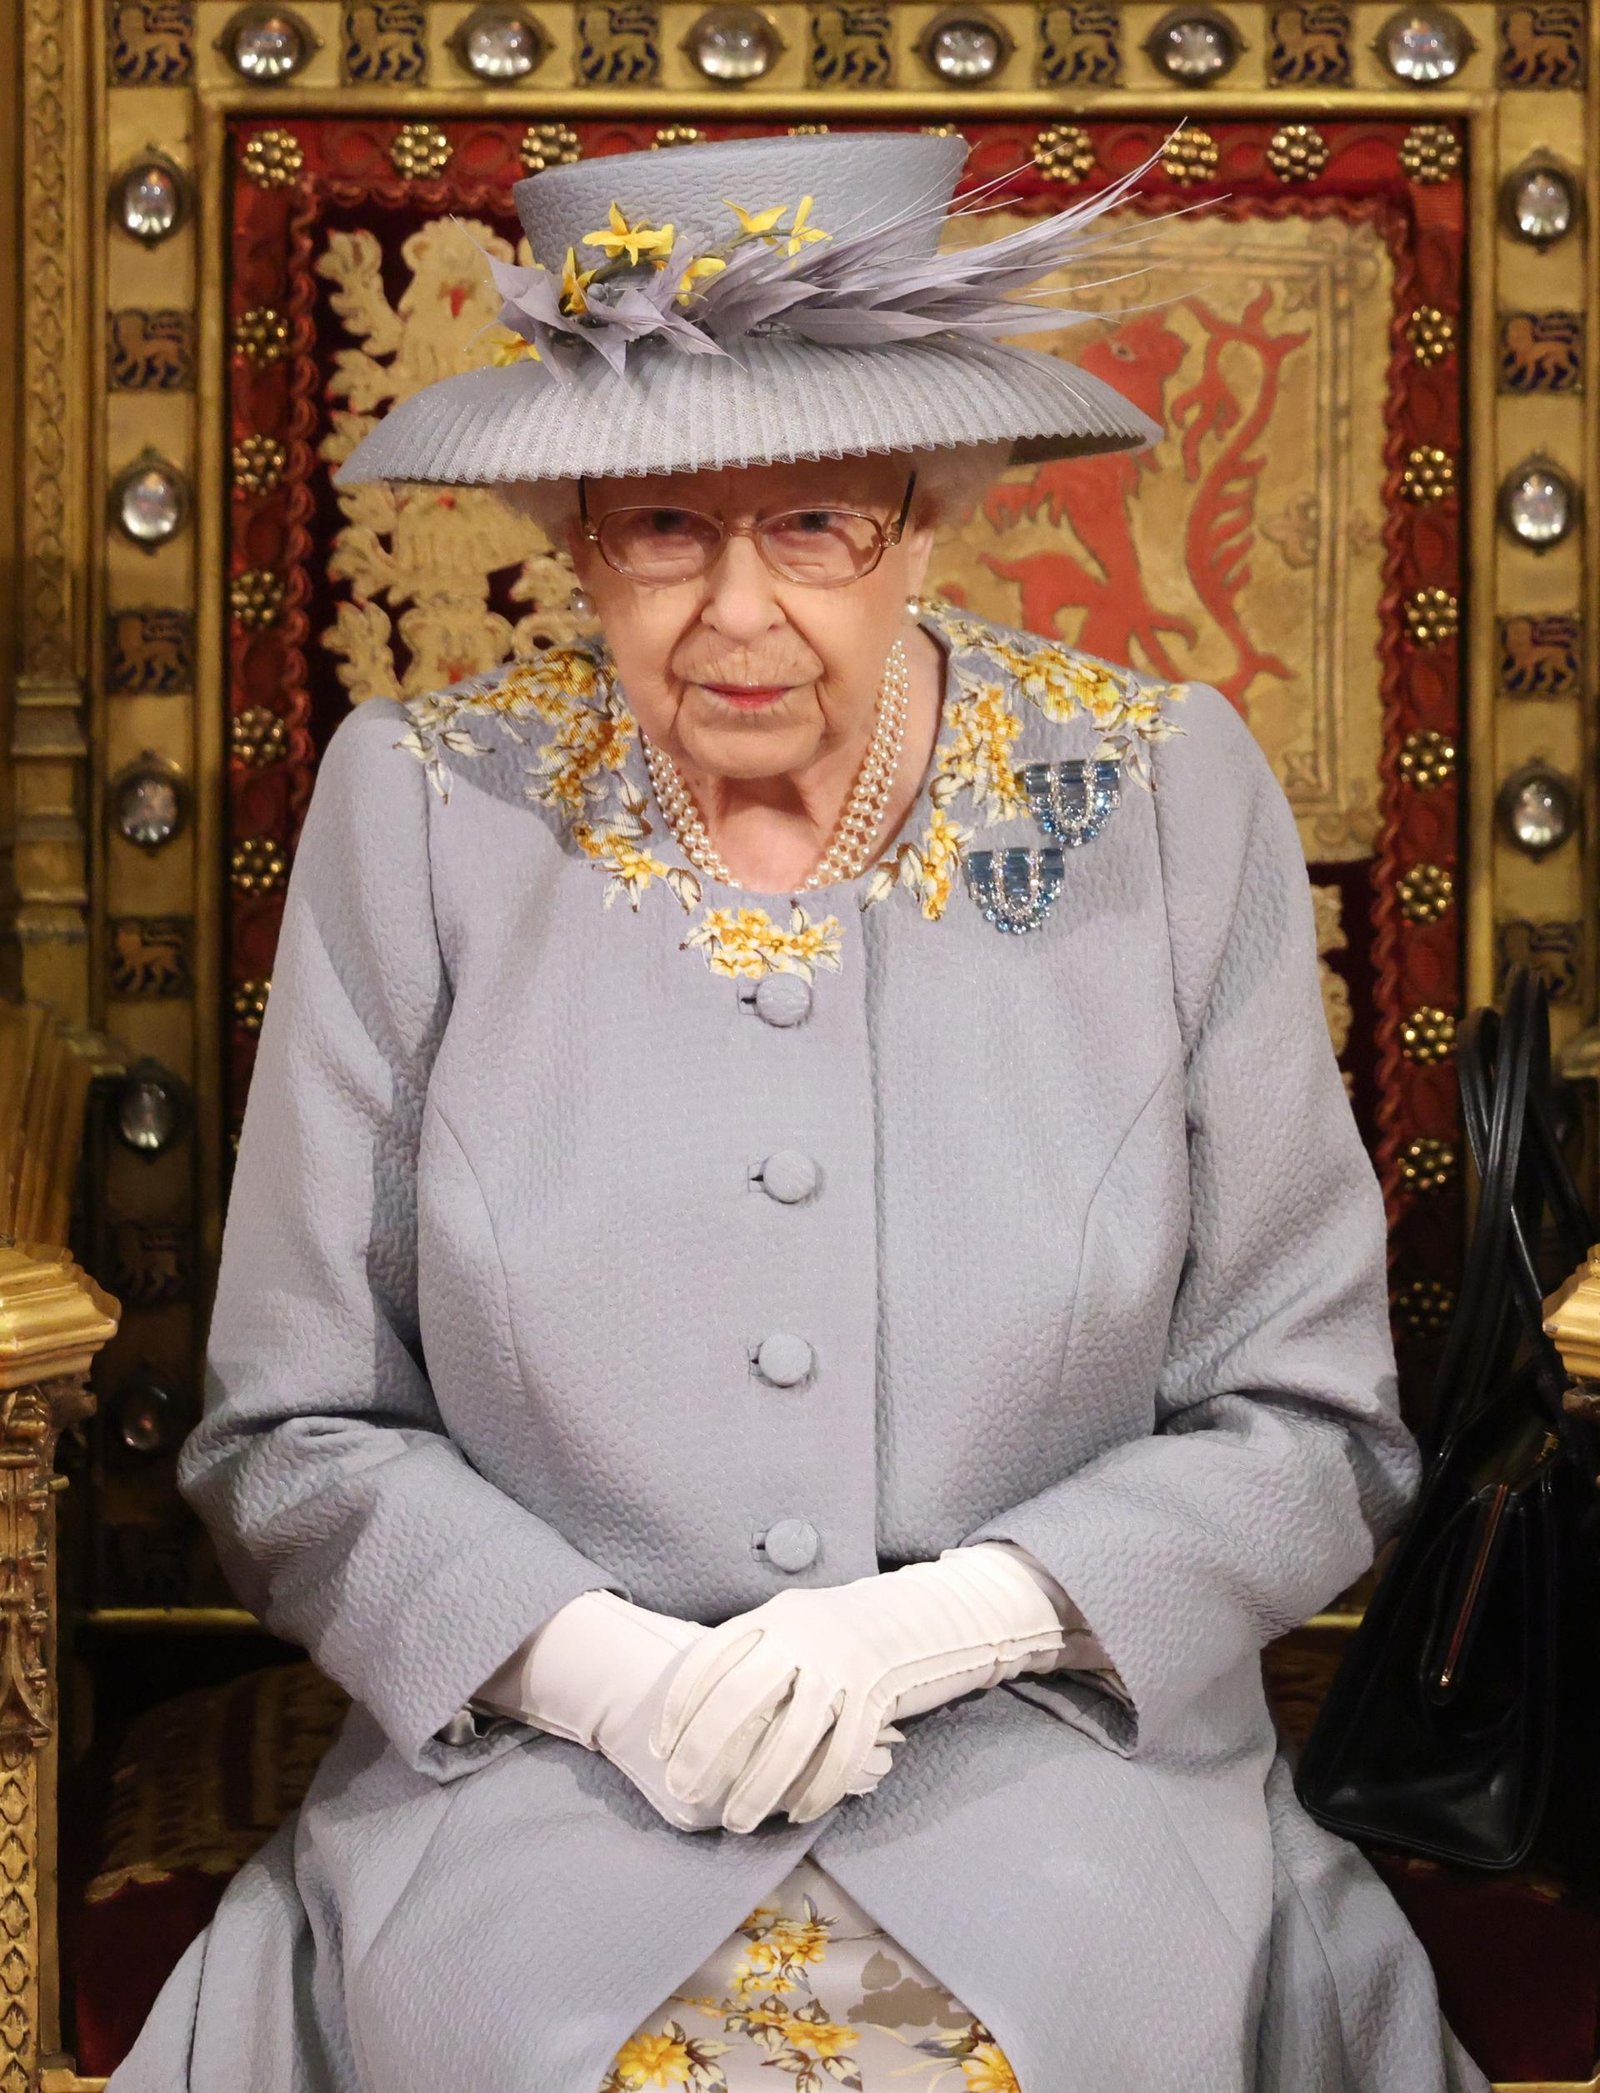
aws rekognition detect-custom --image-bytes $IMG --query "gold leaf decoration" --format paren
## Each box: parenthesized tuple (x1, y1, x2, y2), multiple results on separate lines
(1400, 124, 1461, 183)
(1401, 445, 1455, 503)
(1396, 862, 1454, 923)
(1400, 1006, 1457, 1064)
(1398, 1136, 1456, 1193)
(1391, 1277, 1455, 1342)
(1162, 128, 1219, 185)
(233, 307, 289, 365)
(240, 128, 304, 188)
(232, 978, 272, 1032)
(231, 707, 288, 768)
(1267, 123, 1330, 181)
(1033, 123, 1095, 184)
(391, 123, 451, 179)
(521, 122, 581, 174)
(1404, 305, 1455, 365)
(1403, 588, 1458, 646)
(231, 433, 287, 494)
(230, 838, 289, 895)
(1397, 729, 1456, 790)
(230, 569, 286, 629)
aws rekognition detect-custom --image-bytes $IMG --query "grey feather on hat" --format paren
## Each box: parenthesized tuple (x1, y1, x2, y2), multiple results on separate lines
(335, 129, 1162, 488)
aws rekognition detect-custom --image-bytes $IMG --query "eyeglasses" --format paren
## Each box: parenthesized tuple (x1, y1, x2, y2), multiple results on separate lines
(578, 473, 917, 589)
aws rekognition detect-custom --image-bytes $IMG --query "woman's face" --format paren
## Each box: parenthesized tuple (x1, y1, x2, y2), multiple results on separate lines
(566, 456, 937, 784)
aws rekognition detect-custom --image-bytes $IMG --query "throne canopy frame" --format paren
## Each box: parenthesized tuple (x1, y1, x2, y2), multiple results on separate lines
(9, 0, 1597, 1619)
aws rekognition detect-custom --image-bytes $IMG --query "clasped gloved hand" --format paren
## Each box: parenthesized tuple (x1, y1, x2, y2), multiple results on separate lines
(472, 1589, 897, 1834)
(651, 1543, 1073, 1834)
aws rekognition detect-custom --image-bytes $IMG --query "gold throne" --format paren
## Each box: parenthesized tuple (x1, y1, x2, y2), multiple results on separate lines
(3, 0, 1598, 2083)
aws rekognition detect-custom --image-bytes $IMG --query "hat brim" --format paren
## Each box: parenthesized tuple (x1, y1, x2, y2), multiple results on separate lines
(333, 335, 1157, 487)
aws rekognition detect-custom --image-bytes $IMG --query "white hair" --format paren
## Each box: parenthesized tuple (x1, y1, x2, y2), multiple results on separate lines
(490, 441, 1013, 547)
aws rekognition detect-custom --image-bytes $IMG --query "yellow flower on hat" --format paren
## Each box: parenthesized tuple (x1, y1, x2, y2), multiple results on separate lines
(723, 195, 830, 256)
(782, 194, 828, 255)
(723, 198, 788, 239)
(488, 328, 540, 366)
(560, 246, 596, 314)
(583, 202, 675, 266)
(675, 253, 728, 305)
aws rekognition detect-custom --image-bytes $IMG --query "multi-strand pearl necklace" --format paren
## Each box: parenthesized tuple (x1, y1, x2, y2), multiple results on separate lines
(640, 637, 911, 892)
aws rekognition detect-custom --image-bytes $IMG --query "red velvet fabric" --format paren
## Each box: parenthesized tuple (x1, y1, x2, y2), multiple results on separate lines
(1373, 1851, 1600, 2085)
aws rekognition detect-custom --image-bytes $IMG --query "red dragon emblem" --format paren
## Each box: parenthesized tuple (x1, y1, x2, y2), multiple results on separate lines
(979, 290, 1309, 719)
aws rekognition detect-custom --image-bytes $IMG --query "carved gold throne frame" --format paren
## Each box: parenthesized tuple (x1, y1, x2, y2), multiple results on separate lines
(3, 0, 1598, 2086)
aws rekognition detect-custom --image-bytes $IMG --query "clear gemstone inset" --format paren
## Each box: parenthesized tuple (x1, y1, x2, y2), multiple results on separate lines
(116, 1062, 186, 1155)
(114, 766, 186, 851)
(115, 160, 185, 244)
(457, 4, 546, 78)
(1505, 165, 1576, 246)
(924, 14, 1006, 80)
(1497, 765, 1576, 857)
(1378, 7, 1469, 81)
(685, 6, 780, 80)
(115, 457, 188, 544)
(1147, 10, 1238, 81)
(1500, 461, 1575, 548)
(220, 7, 313, 81)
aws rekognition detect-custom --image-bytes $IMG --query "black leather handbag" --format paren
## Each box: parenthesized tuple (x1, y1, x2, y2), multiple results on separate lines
(1295, 965, 1600, 1883)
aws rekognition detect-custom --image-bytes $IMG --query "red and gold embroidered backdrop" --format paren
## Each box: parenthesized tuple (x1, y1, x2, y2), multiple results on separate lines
(229, 115, 1464, 1391)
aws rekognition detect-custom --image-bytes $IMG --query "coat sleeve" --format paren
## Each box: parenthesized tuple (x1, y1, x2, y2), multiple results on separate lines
(178, 699, 623, 1782)
(962, 683, 1419, 1755)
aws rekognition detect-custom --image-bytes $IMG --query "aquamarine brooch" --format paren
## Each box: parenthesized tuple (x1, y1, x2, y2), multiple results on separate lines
(963, 847, 1065, 934)
(1018, 758, 1121, 846)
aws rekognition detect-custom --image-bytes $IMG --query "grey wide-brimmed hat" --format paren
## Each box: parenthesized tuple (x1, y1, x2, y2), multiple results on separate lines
(335, 129, 1160, 488)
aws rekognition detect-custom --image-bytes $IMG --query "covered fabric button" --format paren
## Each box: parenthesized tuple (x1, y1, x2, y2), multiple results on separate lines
(754, 1332, 814, 1387)
(755, 1149, 821, 1204)
(750, 973, 813, 1027)
(762, 1518, 820, 1572)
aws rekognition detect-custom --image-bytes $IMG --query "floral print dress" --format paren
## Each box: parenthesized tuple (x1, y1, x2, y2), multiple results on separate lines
(602, 1859, 1018, 2093)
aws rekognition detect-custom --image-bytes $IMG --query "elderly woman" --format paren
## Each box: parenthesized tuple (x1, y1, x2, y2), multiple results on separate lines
(112, 132, 1487, 2093)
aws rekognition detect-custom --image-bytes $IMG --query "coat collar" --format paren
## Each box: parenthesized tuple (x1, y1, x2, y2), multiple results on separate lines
(395, 604, 1187, 980)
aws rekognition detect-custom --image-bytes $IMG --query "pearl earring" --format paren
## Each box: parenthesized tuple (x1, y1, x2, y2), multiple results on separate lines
(569, 584, 593, 617)
(906, 594, 924, 617)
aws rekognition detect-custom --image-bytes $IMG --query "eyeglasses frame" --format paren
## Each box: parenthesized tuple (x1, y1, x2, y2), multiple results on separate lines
(576, 471, 918, 589)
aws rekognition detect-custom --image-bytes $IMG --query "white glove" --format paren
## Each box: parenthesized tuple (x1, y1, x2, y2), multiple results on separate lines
(471, 1589, 896, 1834)
(652, 1543, 1073, 1833)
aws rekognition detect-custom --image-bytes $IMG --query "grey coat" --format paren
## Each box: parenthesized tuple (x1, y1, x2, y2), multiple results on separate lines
(111, 609, 1488, 2093)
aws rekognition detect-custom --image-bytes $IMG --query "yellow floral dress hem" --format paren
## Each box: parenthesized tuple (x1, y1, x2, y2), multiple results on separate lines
(600, 1858, 1021, 2093)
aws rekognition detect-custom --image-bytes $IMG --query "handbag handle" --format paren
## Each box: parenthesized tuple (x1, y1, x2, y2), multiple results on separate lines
(1422, 969, 1590, 1461)
(1449, 969, 1589, 1432)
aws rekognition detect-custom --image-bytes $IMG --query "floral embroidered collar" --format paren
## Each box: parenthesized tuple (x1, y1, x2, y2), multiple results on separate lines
(396, 603, 1185, 982)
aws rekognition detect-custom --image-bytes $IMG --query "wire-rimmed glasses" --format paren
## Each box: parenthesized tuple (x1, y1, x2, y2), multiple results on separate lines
(578, 473, 917, 588)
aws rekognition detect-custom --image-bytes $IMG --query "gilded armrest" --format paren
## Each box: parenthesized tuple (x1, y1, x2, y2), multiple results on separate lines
(1544, 1246, 1600, 1400)
(0, 1244, 117, 2093)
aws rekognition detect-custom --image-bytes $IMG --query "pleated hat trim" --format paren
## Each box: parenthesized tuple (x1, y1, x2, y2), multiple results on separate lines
(335, 131, 1159, 487)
